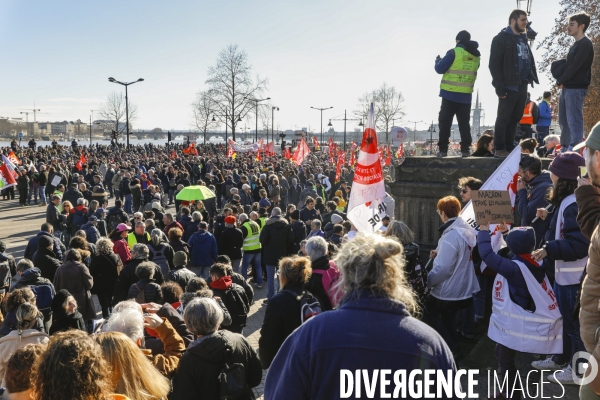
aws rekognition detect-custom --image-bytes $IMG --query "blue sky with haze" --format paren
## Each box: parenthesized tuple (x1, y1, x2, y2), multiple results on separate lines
(0, 0, 563, 134)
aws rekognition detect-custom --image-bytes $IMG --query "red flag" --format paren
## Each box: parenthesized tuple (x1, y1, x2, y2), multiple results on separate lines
(0, 156, 17, 189)
(335, 152, 346, 183)
(170, 150, 176, 159)
(75, 155, 86, 171)
(349, 149, 356, 167)
(396, 143, 404, 158)
(291, 138, 311, 166)
(385, 144, 391, 166)
(190, 143, 199, 156)
(312, 136, 320, 151)
(226, 145, 234, 158)
(7, 151, 20, 165)
(256, 151, 261, 161)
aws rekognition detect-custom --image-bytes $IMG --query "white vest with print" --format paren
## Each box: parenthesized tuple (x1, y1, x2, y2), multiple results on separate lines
(554, 194, 587, 286)
(488, 260, 563, 354)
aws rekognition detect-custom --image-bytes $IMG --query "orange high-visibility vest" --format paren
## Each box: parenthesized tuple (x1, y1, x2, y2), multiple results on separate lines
(520, 102, 534, 125)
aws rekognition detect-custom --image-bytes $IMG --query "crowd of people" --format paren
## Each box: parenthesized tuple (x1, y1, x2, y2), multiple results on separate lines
(0, 8, 595, 400)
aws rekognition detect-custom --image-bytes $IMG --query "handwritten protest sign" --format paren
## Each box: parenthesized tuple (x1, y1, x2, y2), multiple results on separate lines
(471, 190, 513, 226)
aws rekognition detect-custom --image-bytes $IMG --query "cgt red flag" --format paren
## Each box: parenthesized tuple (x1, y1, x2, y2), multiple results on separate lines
(291, 138, 311, 166)
(335, 151, 346, 183)
(313, 136, 320, 151)
(385, 144, 391, 166)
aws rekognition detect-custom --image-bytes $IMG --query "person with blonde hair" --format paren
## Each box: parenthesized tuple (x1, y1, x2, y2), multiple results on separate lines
(264, 233, 455, 399)
(96, 331, 170, 400)
(0, 303, 48, 384)
(259, 256, 315, 369)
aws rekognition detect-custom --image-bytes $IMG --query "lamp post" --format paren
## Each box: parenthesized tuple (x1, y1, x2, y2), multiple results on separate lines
(213, 110, 242, 152)
(108, 77, 144, 149)
(271, 106, 279, 144)
(246, 97, 270, 142)
(327, 110, 363, 151)
(310, 106, 333, 146)
(408, 120, 423, 143)
(428, 121, 437, 155)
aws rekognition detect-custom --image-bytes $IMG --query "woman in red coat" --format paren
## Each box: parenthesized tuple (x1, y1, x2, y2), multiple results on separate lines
(109, 223, 132, 265)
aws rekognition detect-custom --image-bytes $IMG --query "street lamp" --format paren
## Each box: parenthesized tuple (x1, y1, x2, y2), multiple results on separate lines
(327, 110, 363, 151)
(428, 121, 437, 155)
(213, 110, 242, 151)
(310, 106, 333, 146)
(271, 106, 279, 144)
(108, 77, 144, 149)
(408, 120, 423, 143)
(246, 97, 270, 142)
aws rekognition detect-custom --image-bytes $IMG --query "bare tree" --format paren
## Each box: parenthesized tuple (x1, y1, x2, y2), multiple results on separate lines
(192, 90, 218, 144)
(98, 91, 138, 138)
(355, 83, 405, 142)
(205, 44, 268, 140)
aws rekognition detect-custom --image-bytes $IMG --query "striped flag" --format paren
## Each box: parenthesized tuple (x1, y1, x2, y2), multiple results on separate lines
(0, 155, 17, 189)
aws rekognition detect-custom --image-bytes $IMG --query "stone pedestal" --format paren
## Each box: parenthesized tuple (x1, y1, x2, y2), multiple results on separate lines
(388, 155, 550, 256)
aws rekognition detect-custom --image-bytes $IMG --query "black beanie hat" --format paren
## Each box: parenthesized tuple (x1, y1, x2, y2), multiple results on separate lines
(506, 227, 536, 255)
(456, 30, 471, 43)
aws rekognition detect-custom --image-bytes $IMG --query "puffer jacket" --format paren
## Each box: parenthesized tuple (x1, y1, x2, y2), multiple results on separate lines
(575, 184, 600, 353)
(515, 171, 553, 249)
(167, 266, 197, 291)
(171, 330, 262, 400)
(427, 217, 480, 300)
(127, 279, 163, 303)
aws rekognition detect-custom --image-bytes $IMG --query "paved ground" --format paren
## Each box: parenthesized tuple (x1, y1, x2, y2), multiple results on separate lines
(0, 196, 580, 399)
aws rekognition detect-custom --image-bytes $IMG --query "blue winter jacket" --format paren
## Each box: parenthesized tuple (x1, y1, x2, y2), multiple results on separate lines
(264, 291, 456, 400)
(516, 171, 553, 249)
(477, 230, 546, 312)
(543, 202, 590, 274)
(187, 230, 218, 267)
(24, 232, 64, 261)
(537, 100, 553, 127)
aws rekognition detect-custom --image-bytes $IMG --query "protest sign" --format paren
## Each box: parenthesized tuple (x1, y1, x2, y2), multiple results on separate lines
(471, 190, 513, 226)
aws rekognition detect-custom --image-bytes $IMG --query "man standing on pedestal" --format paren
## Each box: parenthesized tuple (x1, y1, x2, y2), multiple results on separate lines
(489, 9, 539, 158)
(435, 30, 480, 158)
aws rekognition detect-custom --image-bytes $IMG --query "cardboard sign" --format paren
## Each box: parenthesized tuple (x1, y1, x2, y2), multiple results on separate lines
(51, 175, 62, 187)
(471, 190, 513, 226)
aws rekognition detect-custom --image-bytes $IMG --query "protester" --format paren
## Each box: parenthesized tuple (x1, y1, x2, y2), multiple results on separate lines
(264, 233, 456, 399)
(52, 249, 95, 325)
(218, 215, 243, 273)
(187, 221, 218, 279)
(48, 289, 86, 335)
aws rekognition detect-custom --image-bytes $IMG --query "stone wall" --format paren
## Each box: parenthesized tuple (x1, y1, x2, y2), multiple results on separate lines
(388, 155, 550, 257)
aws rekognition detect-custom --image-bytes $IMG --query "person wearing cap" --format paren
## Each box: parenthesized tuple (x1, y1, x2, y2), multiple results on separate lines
(489, 10, 539, 158)
(323, 213, 344, 240)
(167, 251, 196, 291)
(434, 30, 480, 157)
(79, 215, 102, 245)
(477, 225, 562, 399)
(109, 223, 132, 265)
(569, 122, 600, 396)
(515, 154, 553, 250)
(525, 152, 589, 384)
(218, 216, 244, 274)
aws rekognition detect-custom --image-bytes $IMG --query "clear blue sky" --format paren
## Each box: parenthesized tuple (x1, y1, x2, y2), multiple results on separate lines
(0, 0, 563, 134)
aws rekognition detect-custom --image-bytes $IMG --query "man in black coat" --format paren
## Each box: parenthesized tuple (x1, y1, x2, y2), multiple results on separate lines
(489, 9, 539, 157)
(24, 223, 65, 261)
(62, 183, 83, 207)
(32, 235, 62, 282)
(112, 244, 164, 306)
(289, 210, 306, 255)
(218, 216, 243, 272)
(259, 208, 295, 300)
(46, 195, 63, 233)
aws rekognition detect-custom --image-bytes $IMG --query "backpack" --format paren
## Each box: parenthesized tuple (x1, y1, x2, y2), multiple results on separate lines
(30, 282, 54, 317)
(148, 244, 170, 279)
(219, 346, 249, 399)
(133, 283, 146, 304)
(72, 208, 88, 231)
(224, 285, 249, 329)
(283, 289, 323, 323)
(310, 261, 342, 309)
(106, 212, 120, 233)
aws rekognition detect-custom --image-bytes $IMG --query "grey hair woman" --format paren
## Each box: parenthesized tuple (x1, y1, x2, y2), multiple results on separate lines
(384, 220, 415, 245)
(184, 297, 224, 337)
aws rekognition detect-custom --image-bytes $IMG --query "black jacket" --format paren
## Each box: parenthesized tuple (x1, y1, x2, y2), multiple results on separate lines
(259, 216, 295, 265)
(171, 330, 262, 400)
(290, 220, 307, 254)
(258, 283, 304, 369)
(25, 231, 64, 261)
(557, 36, 595, 88)
(89, 253, 121, 296)
(112, 258, 164, 306)
(128, 279, 163, 303)
(33, 247, 62, 282)
(489, 28, 539, 96)
(231, 272, 254, 305)
(219, 227, 243, 260)
(62, 187, 83, 207)
(46, 203, 62, 232)
(167, 266, 197, 291)
(49, 289, 86, 335)
(304, 256, 333, 311)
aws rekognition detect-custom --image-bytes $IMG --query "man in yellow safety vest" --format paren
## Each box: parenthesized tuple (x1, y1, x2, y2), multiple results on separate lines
(435, 30, 481, 158)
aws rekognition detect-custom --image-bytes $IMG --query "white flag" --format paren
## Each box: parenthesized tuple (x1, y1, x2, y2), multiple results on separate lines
(347, 103, 387, 232)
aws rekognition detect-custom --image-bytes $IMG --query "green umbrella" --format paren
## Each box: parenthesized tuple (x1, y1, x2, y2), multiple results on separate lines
(175, 185, 216, 201)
